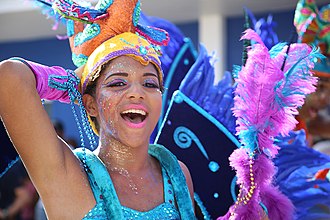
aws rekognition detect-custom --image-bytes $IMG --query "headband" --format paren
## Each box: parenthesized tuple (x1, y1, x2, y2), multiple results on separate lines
(81, 32, 163, 94)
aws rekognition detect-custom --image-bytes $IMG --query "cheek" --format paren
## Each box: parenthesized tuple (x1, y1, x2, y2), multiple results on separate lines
(98, 92, 117, 125)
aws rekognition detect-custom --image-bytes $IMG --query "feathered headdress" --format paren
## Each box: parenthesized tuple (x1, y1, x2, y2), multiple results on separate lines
(34, 0, 169, 67)
(32, 0, 170, 135)
(218, 29, 323, 220)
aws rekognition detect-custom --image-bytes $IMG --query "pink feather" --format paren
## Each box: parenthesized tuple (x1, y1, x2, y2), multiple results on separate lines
(233, 29, 318, 157)
(260, 185, 295, 220)
(220, 28, 321, 220)
(233, 29, 284, 157)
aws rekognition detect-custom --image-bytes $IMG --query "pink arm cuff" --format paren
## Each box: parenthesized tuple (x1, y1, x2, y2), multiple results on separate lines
(10, 58, 74, 103)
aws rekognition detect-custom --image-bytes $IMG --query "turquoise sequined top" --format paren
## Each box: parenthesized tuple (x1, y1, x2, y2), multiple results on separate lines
(74, 144, 196, 220)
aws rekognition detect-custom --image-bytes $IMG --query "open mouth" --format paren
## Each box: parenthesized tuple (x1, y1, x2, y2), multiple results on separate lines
(121, 109, 147, 124)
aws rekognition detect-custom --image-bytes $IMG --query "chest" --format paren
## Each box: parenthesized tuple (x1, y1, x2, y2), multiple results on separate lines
(110, 168, 165, 212)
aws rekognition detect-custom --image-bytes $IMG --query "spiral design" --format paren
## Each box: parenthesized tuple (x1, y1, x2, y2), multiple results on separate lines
(173, 126, 209, 160)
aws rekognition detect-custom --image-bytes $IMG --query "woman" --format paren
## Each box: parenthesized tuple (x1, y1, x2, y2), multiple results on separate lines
(0, 27, 195, 220)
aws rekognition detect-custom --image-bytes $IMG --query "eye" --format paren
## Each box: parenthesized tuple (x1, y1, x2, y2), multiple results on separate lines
(106, 79, 127, 87)
(143, 79, 159, 89)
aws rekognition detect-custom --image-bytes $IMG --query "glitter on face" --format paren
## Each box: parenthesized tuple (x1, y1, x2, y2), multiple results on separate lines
(92, 56, 163, 196)
(95, 56, 162, 147)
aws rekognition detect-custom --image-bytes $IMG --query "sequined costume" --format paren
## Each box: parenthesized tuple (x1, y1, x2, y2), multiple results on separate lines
(74, 144, 195, 219)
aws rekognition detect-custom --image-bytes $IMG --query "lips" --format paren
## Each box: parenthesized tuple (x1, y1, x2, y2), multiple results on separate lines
(120, 108, 148, 128)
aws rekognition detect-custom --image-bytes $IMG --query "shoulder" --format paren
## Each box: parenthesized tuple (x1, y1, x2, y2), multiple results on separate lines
(178, 160, 190, 177)
(178, 160, 194, 207)
(178, 160, 193, 191)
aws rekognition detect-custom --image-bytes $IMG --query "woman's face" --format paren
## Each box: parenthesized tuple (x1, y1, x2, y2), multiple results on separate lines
(92, 56, 162, 147)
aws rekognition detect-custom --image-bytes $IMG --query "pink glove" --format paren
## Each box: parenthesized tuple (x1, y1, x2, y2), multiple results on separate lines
(10, 58, 78, 103)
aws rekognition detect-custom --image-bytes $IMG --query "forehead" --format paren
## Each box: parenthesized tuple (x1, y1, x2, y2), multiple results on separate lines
(104, 56, 157, 73)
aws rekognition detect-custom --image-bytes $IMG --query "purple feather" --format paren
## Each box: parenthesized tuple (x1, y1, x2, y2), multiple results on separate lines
(234, 199, 262, 220)
(229, 148, 275, 189)
(220, 29, 320, 220)
(260, 185, 295, 220)
(233, 29, 318, 157)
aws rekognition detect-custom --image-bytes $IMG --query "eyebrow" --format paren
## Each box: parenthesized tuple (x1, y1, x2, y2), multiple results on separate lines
(143, 72, 158, 78)
(104, 72, 128, 81)
(104, 72, 158, 81)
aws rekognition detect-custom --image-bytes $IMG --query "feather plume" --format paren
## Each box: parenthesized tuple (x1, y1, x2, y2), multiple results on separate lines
(222, 28, 321, 220)
(233, 28, 319, 157)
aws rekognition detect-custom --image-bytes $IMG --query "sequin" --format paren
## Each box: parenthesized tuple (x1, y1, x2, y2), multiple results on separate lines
(208, 161, 220, 172)
(74, 23, 101, 47)
(95, 0, 113, 10)
(72, 53, 88, 67)
(132, 1, 141, 27)
(80, 152, 180, 219)
(139, 46, 147, 55)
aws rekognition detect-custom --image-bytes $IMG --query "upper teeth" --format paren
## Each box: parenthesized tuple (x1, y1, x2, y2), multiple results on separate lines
(122, 109, 146, 115)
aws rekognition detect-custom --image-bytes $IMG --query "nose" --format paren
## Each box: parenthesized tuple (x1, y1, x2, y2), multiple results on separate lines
(126, 83, 145, 100)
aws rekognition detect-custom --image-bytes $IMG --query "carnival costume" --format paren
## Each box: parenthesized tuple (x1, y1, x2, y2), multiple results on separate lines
(75, 144, 190, 219)
(0, 0, 198, 219)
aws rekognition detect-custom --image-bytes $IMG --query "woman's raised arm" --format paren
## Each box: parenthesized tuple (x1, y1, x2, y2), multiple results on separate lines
(0, 60, 92, 212)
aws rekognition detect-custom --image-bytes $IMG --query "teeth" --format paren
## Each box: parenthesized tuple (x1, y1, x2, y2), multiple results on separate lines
(121, 109, 146, 116)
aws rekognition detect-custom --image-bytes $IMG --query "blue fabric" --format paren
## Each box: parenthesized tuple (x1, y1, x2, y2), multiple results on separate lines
(74, 144, 195, 219)
(274, 130, 330, 220)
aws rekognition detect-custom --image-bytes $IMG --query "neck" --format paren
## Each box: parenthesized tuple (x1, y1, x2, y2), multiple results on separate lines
(97, 136, 151, 173)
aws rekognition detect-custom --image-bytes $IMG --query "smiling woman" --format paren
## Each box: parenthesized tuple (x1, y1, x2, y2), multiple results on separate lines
(83, 55, 163, 148)
(0, 0, 196, 219)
